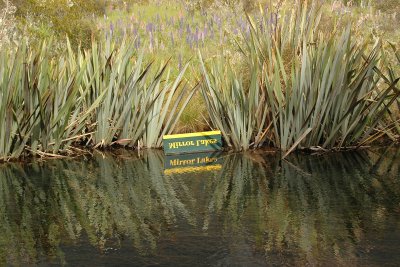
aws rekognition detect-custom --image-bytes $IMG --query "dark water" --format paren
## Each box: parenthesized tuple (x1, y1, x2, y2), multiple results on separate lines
(1, 147, 400, 266)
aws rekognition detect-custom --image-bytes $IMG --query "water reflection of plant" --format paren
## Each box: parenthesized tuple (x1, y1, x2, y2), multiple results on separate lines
(0, 150, 195, 265)
(0, 148, 399, 265)
(205, 149, 400, 265)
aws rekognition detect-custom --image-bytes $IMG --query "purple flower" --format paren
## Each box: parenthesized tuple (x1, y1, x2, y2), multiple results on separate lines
(178, 54, 182, 71)
(240, 21, 247, 33)
(149, 32, 154, 49)
(208, 19, 213, 28)
(135, 35, 141, 49)
(170, 32, 174, 47)
(146, 22, 154, 33)
(204, 26, 208, 37)
(215, 16, 222, 28)
(270, 12, 278, 26)
(187, 36, 193, 49)
(194, 33, 198, 48)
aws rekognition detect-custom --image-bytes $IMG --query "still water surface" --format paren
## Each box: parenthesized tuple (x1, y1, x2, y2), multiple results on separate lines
(1, 147, 400, 266)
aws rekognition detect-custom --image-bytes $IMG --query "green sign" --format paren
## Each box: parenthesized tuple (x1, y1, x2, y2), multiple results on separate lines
(164, 151, 223, 175)
(163, 131, 222, 155)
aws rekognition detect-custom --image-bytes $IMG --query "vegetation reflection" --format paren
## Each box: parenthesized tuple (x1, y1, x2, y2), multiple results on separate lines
(0, 148, 399, 265)
(206, 148, 400, 265)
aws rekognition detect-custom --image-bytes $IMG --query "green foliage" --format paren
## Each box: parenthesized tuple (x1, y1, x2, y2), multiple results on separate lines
(0, 0, 17, 48)
(14, 0, 106, 48)
(76, 39, 156, 148)
(375, 43, 400, 141)
(200, 2, 400, 154)
(199, 53, 268, 151)
(0, 36, 195, 161)
(182, 0, 257, 12)
(1, 0, 400, 160)
(257, 5, 399, 154)
(142, 63, 197, 148)
(373, 0, 400, 15)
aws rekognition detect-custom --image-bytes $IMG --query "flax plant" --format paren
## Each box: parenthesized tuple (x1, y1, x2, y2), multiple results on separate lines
(374, 43, 400, 141)
(0, 44, 25, 159)
(245, 6, 400, 154)
(199, 53, 268, 151)
(0, 36, 194, 161)
(79, 38, 155, 148)
(68, 37, 195, 149)
(142, 62, 197, 148)
(200, 1, 399, 154)
(0, 40, 88, 159)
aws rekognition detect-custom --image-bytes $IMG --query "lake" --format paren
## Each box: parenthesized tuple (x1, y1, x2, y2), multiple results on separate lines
(1, 147, 399, 266)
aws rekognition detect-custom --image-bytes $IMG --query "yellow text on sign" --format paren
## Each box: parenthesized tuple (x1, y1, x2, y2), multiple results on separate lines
(168, 139, 218, 149)
(169, 156, 218, 167)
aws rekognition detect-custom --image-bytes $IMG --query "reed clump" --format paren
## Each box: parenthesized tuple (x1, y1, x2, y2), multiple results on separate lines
(199, 2, 400, 155)
(0, 38, 195, 161)
(1, 2, 399, 162)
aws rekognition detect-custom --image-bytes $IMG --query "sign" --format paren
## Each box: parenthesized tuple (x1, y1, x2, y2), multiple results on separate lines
(163, 131, 222, 155)
(164, 152, 223, 175)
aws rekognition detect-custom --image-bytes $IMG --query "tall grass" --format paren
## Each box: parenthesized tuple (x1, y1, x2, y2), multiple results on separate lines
(200, 2, 400, 154)
(0, 37, 195, 161)
(0, 40, 87, 159)
(375, 43, 400, 141)
(199, 53, 267, 150)
(1, 2, 399, 161)
(142, 63, 197, 148)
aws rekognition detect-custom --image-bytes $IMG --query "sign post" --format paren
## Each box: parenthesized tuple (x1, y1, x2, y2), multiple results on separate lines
(163, 131, 222, 155)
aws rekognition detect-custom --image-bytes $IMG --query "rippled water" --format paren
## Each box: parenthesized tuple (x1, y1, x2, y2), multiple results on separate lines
(1, 147, 400, 266)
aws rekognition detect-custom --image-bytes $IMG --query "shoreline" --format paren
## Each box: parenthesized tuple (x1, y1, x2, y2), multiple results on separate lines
(1, 143, 398, 165)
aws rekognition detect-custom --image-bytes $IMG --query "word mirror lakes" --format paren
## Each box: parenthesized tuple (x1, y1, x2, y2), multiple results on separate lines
(163, 131, 223, 174)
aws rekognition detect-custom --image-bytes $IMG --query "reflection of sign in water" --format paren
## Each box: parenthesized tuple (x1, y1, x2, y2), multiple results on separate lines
(164, 152, 223, 175)
(163, 131, 222, 155)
